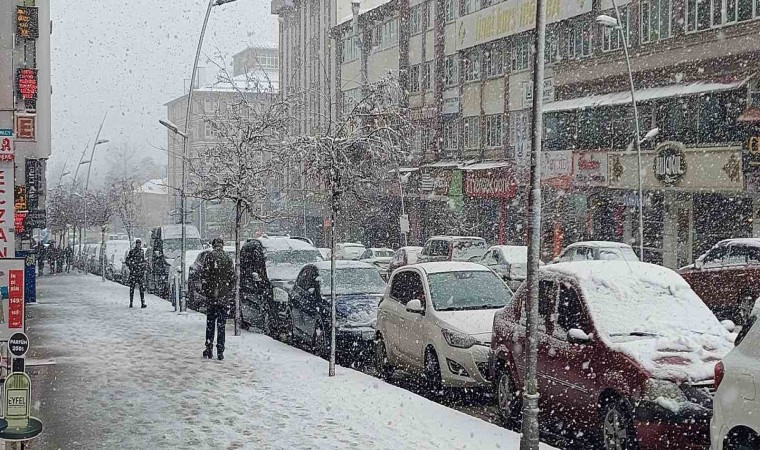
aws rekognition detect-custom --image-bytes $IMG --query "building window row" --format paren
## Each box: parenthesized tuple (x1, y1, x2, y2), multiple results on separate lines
(409, 61, 433, 93)
(687, 0, 760, 31)
(342, 30, 361, 62)
(372, 18, 399, 51)
(601, 6, 631, 51)
(410, 1, 434, 34)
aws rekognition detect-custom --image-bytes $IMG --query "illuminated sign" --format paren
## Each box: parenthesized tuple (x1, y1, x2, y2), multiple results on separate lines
(14, 115, 35, 141)
(16, 6, 39, 40)
(16, 69, 37, 101)
(14, 187, 26, 212)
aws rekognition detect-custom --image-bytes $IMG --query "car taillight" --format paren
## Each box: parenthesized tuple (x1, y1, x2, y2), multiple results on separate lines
(714, 361, 725, 390)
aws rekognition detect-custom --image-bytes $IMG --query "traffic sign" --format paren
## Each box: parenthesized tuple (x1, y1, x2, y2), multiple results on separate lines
(8, 332, 28, 358)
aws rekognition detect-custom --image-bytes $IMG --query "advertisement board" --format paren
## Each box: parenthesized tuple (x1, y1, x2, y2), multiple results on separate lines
(0, 259, 25, 341)
(0, 162, 15, 258)
(573, 151, 609, 187)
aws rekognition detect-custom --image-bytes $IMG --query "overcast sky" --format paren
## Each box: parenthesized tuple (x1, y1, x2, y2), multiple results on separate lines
(48, 0, 278, 184)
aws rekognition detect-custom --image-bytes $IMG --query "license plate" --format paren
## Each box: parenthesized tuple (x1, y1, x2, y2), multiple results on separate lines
(362, 330, 375, 341)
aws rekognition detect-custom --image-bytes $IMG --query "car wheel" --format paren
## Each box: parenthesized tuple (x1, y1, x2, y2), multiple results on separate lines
(495, 367, 521, 427)
(374, 334, 394, 381)
(737, 294, 755, 326)
(424, 347, 443, 395)
(724, 428, 760, 450)
(312, 323, 329, 360)
(600, 397, 638, 450)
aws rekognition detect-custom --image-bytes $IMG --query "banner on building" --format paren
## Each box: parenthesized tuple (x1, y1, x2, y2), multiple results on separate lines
(14, 115, 35, 141)
(542, 150, 573, 189)
(0, 162, 15, 259)
(25, 160, 42, 210)
(16, 69, 37, 101)
(418, 168, 453, 199)
(16, 6, 39, 40)
(573, 151, 608, 187)
(464, 167, 517, 199)
(0, 130, 12, 162)
(0, 259, 26, 341)
(14, 186, 26, 211)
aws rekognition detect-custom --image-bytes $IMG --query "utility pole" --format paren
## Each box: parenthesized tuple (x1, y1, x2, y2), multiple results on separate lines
(520, 0, 547, 448)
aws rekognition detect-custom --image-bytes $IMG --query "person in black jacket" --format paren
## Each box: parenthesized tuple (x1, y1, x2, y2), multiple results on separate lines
(201, 238, 235, 360)
(125, 239, 147, 308)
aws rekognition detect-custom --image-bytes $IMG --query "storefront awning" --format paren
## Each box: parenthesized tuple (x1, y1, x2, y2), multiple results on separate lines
(544, 78, 749, 113)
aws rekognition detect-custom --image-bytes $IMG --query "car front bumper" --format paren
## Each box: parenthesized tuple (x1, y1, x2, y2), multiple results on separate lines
(633, 401, 711, 450)
(438, 343, 491, 388)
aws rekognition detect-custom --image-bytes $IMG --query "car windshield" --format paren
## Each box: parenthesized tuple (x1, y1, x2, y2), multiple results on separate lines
(342, 246, 366, 260)
(318, 268, 386, 296)
(268, 250, 322, 265)
(372, 250, 394, 258)
(427, 271, 512, 311)
(598, 246, 639, 261)
(451, 240, 487, 261)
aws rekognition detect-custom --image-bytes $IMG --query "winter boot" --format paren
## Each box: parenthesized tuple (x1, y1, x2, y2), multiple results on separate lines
(129, 301, 133, 308)
(141, 303, 147, 309)
(217, 352, 224, 361)
(203, 347, 212, 359)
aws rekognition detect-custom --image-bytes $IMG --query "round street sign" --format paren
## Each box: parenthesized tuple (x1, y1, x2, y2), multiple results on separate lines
(8, 332, 29, 358)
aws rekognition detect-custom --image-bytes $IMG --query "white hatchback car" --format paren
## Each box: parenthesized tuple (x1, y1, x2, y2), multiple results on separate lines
(374, 262, 513, 390)
(711, 311, 760, 449)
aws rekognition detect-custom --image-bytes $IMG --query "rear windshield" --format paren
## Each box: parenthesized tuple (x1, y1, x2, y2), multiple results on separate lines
(319, 268, 386, 295)
(451, 240, 487, 261)
(428, 271, 511, 311)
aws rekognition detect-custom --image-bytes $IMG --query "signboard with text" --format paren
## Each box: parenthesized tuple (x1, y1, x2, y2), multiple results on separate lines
(0, 130, 12, 162)
(0, 163, 15, 258)
(542, 150, 573, 189)
(0, 259, 25, 341)
(23, 210, 45, 230)
(573, 151, 609, 187)
(464, 167, 518, 199)
(16, 7, 39, 40)
(25, 160, 42, 209)
(16, 69, 37, 101)
(14, 115, 35, 141)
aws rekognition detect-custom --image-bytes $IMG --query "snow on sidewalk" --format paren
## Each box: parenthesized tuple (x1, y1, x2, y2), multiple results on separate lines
(29, 273, 553, 450)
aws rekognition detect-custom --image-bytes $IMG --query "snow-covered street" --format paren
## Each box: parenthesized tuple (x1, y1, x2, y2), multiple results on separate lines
(23, 272, 552, 449)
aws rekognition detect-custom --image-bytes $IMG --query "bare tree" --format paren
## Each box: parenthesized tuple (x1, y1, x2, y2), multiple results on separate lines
(186, 65, 289, 337)
(87, 189, 117, 281)
(287, 74, 413, 376)
(112, 177, 144, 243)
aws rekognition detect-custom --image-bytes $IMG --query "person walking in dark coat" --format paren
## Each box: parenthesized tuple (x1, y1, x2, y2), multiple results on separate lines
(36, 243, 45, 277)
(201, 238, 235, 360)
(125, 239, 147, 308)
(64, 246, 73, 273)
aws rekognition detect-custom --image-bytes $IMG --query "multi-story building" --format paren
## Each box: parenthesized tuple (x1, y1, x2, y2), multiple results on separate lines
(276, 0, 760, 268)
(0, 0, 52, 254)
(165, 45, 281, 240)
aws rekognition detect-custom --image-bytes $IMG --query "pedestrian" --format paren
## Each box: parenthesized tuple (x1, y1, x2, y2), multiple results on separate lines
(125, 239, 147, 309)
(201, 237, 235, 361)
(36, 242, 45, 277)
(64, 246, 73, 273)
(48, 243, 57, 275)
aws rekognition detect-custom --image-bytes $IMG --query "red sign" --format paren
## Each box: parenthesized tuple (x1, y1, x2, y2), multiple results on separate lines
(8, 270, 24, 329)
(15, 115, 35, 141)
(0, 137, 11, 161)
(16, 69, 37, 101)
(464, 168, 517, 199)
(14, 212, 26, 234)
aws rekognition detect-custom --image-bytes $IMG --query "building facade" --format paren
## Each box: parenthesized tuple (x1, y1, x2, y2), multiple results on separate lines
(271, 0, 760, 268)
(0, 0, 52, 253)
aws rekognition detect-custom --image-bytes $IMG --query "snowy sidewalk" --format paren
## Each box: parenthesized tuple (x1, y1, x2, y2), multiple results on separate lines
(25, 272, 552, 450)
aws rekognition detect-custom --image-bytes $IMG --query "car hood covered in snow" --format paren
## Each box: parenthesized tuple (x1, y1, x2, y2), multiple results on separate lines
(266, 263, 302, 283)
(436, 309, 499, 342)
(335, 294, 382, 328)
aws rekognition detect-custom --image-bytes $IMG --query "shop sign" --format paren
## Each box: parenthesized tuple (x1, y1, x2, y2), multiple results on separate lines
(0, 163, 15, 259)
(0, 130, 12, 162)
(25, 160, 42, 210)
(419, 169, 452, 197)
(16, 7, 39, 40)
(542, 150, 572, 179)
(654, 142, 687, 186)
(456, 0, 591, 50)
(4, 372, 30, 428)
(0, 259, 25, 342)
(573, 151, 608, 187)
(23, 210, 45, 230)
(622, 191, 653, 208)
(464, 167, 517, 199)
(14, 115, 35, 141)
(13, 187, 26, 212)
(13, 213, 25, 235)
(16, 69, 37, 101)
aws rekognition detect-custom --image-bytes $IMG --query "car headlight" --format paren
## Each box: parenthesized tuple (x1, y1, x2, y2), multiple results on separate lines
(642, 379, 688, 404)
(441, 328, 477, 349)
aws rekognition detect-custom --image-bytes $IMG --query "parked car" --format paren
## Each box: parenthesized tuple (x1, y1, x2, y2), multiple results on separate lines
(388, 246, 423, 274)
(375, 262, 512, 390)
(289, 261, 386, 360)
(88, 245, 102, 275)
(554, 241, 639, 263)
(290, 236, 314, 246)
(711, 306, 760, 449)
(359, 247, 395, 278)
(186, 250, 212, 311)
(103, 240, 131, 282)
(480, 245, 530, 291)
(146, 225, 203, 298)
(490, 261, 734, 449)
(169, 249, 206, 306)
(317, 248, 331, 260)
(680, 238, 760, 324)
(334, 243, 366, 261)
(417, 236, 487, 263)
(240, 236, 323, 335)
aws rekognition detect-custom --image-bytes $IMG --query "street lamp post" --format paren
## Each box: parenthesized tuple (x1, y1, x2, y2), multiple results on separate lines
(597, 4, 655, 261)
(164, 0, 238, 314)
(83, 137, 109, 281)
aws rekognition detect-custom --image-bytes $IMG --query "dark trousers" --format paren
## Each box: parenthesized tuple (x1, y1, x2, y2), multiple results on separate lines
(129, 276, 145, 304)
(205, 303, 226, 354)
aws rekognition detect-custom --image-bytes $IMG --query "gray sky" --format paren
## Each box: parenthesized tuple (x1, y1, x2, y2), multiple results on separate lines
(48, 0, 277, 184)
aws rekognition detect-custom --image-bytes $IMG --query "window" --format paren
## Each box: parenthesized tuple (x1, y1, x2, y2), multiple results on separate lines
(410, 64, 421, 93)
(463, 49, 481, 82)
(535, 280, 556, 332)
(567, 21, 592, 59)
(641, 0, 671, 42)
(443, 117, 458, 151)
(687, 0, 758, 30)
(373, 18, 399, 51)
(410, 4, 424, 34)
(483, 44, 504, 77)
(460, 0, 480, 15)
(421, 62, 432, 90)
(545, 29, 559, 64)
(426, 1, 434, 30)
(390, 271, 425, 305)
(341, 35, 361, 62)
(463, 117, 480, 149)
(444, 55, 458, 86)
(511, 36, 531, 71)
(445, 0, 458, 22)
(485, 114, 503, 148)
(555, 284, 583, 338)
(602, 6, 631, 51)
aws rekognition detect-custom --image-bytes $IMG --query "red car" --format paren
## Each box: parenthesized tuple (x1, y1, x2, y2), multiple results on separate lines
(490, 261, 734, 450)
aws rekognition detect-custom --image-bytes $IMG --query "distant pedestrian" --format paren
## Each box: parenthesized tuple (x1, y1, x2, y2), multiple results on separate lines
(125, 239, 147, 309)
(201, 237, 235, 361)
(36, 243, 45, 276)
(64, 246, 73, 273)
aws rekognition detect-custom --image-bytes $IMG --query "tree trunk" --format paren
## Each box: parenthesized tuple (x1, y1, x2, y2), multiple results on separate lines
(234, 199, 242, 337)
(521, 1, 547, 449)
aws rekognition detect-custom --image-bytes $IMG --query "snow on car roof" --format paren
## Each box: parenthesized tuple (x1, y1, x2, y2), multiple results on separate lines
(340, 242, 365, 248)
(399, 246, 423, 251)
(565, 241, 632, 249)
(427, 235, 485, 241)
(414, 261, 491, 274)
(312, 260, 377, 270)
(489, 245, 528, 259)
(715, 237, 760, 247)
(369, 247, 393, 252)
(258, 236, 317, 252)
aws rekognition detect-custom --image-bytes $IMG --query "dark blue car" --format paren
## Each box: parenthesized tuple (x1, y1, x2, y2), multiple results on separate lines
(288, 261, 386, 360)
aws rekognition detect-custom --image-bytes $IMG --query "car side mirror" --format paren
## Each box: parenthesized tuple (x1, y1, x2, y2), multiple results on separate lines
(721, 320, 736, 333)
(694, 259, 704, 270)
(406, 299, 424, 314)
(568, 328, 591, 344)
